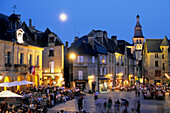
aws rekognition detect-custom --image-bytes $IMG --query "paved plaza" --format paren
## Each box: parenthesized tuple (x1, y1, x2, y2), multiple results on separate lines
(48, 91, 170, 113)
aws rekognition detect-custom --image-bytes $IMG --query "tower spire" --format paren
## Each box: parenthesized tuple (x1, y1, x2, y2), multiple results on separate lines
(133, 15, 144, 38)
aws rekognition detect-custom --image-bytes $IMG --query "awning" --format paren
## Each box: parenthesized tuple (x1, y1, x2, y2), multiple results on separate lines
(99, 77, 110, 80)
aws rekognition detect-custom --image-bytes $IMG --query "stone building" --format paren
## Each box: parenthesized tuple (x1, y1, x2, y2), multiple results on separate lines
(37, 28, 64, 86)
(142, 36, 169, 84)
(27, 19, 65, 87)
(0, 13, 43, 90)
(67, 30, 136, 92)
(127, 15, 145, 83)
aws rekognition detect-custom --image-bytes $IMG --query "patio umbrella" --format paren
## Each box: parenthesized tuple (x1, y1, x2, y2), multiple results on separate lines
(11, 81, 23, 86)
(19, 80, 34, 85)
(0, 90, 22, 97)
(0, 82, 17, 87)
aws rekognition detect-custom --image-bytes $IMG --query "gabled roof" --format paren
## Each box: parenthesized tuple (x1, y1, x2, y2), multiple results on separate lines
(38, 28, 63, 47)
(146, 39, 163, 53)
(0, 13, 40, 46)
(160, 36, 169, 46)
(68, 36, 108, 56)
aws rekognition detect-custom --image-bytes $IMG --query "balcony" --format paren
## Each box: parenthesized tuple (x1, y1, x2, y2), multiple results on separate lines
(73, 63, 88, 67)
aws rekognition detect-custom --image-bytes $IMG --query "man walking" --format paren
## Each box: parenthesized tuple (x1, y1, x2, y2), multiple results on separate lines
(137, 100, 140, 113)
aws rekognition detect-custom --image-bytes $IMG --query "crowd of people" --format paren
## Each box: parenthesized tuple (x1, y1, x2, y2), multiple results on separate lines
(0, 85, 81, 113)
(140, 84, 167, 99)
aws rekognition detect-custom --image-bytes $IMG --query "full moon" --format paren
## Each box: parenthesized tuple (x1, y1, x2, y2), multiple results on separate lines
(59, 13, 67, 21)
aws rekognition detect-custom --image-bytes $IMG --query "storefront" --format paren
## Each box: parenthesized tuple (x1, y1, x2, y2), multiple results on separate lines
(75, 81, 87, 91)
(99, 77, 110, 92)
(42, 73, 64, 87)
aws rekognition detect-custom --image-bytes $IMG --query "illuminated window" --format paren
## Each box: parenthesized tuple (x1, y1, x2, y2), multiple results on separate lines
(78, 71, 83, 80)
(77, 56, 83, 63)
(18, 53, 23, 64)
(92, 56, 95, 63)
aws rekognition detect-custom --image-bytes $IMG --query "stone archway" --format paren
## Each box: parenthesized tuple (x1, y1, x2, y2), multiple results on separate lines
(17, 75, 24, 91)
(27, 75, 32, 87)
(35, 75, 39, 87)
(4, 76, 12, 90)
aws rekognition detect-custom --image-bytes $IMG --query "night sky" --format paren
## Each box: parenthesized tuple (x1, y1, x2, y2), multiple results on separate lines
(1, 0, 170, 46)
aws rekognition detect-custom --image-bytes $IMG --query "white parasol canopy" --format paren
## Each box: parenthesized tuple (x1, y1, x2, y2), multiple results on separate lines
(19, 80, 34, 85)
(0, 82, 17, 87)
(11, 81, 24, 86)
(0, 90, 22, 97)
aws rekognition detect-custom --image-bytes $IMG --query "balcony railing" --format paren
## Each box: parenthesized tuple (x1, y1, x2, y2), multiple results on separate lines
(73, 63, 88, 67)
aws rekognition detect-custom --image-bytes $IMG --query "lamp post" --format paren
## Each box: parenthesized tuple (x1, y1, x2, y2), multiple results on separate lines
(12, 39, 16, 81)
(69, 53, 76, 88)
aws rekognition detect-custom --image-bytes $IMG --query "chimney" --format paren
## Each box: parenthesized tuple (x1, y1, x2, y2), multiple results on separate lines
(29, 19, 32, 27)
(74, 37, 78, 42)
(111, 36, 117, 45)
(66, 41, 68, 49)
(88, 36, 94, 49)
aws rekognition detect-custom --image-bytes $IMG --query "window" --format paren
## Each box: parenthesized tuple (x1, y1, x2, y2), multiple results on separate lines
(29, 54, 32, 65)
(162, 54, 164, 59)
(162, 47, 164, 51)
(6, 52, 11, 64)
(78, 71, 83, 80)
(18, 53, 23, 64)
(100, 67, 103, 75)
(137, 40, 138, 44)
(139, 39, 141, 44)
(49, 61, 54, 73)
(104, 56, 106, 64)
(103, 68, 106, 75)
(92, 56, 95, 63)
(77, 56, 83, 63)
(155, 61, 158, 67)
(155, 53, 158, 58)
(163, 63, 165, 71)
(155, 70, 161, 77)
(49, 48, 54, 56)
(49, 37, 54, 42)
(100, 56, 102, 64)
(36, 55, 39, 65)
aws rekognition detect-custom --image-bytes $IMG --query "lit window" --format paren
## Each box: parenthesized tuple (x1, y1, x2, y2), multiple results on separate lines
(78, 71, 83, 80)
(77, 56, 83, 63)
(92, 56, 95, 63)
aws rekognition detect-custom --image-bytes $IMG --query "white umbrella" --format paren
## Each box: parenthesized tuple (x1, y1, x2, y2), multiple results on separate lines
(0, 82, 17, 87)
(11, 81, 23, 86)
(0, 90, 22, 97)
(19, 80, 34, 85)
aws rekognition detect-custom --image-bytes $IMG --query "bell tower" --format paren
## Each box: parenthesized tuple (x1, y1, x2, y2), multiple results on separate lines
(133, 15, 145, 61)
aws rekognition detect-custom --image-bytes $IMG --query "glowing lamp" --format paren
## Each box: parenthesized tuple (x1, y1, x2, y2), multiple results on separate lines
(70, 53, 76, 60)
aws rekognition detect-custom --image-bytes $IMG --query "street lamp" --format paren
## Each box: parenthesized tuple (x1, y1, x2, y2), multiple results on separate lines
(69, 53, 76, 88)
(69, 53, 76, 60)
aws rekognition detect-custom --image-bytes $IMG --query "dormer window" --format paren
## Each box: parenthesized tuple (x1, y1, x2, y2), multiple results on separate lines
(49, 37, 54, 42)
(16, 28, 24, 44)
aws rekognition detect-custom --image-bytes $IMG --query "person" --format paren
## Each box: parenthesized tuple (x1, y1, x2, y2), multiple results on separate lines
(78, 96, 83, 111)
(108, 97, 112, 111)
(137, 100, 140, 113)
(103, 98, 107, 109)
